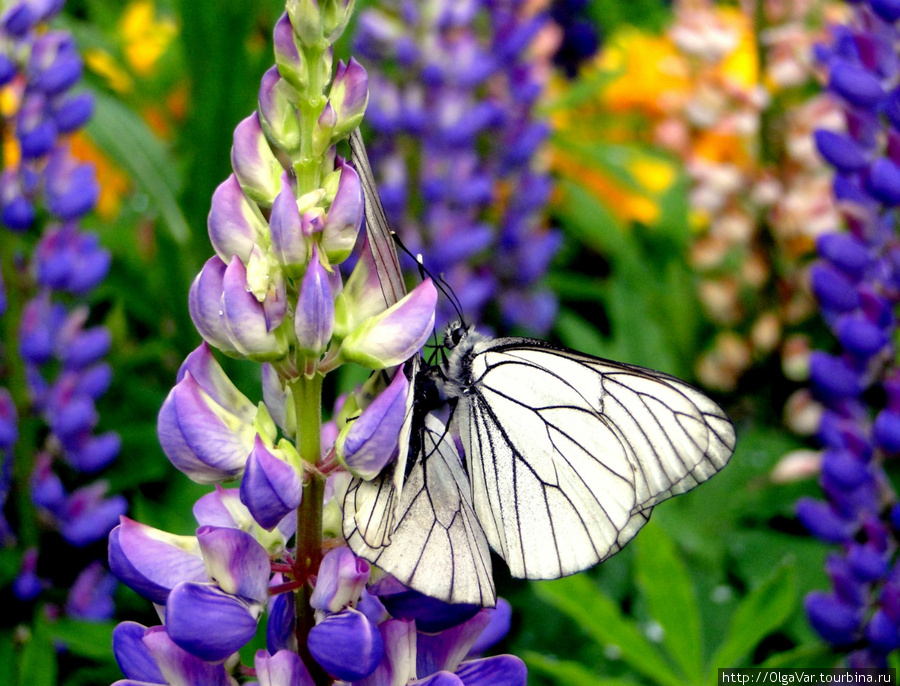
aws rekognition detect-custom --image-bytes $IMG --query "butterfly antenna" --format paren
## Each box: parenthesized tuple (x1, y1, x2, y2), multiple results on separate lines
(391, 232, 467, 327)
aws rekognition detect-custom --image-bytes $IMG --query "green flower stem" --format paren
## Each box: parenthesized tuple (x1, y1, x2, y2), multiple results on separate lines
(289, 372, 327, 684)
(294, 45, 328, 193)
(1, 236, 39, 548)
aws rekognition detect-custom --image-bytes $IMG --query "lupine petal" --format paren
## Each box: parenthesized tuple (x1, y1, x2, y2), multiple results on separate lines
(208, 174, 269, 264)
(240, 435, 303, 531)
(341, 278, 437, 369)
(307, 607, 383, 681)
(108, 517, 205, 604)
(255, 649, 315, 686)
(232, 112, 283, 206)
(294, 243, 334, 356)
(166, 582, 260, 662)
(321, 161, 364, 264)
(196, 525, 271, 604)
(113, 622, 166, 684)
(454, 656, 527, 686)
(310, 547, 369, 613)
(142, 626, 233, 686)
(270, 172, 308, 271)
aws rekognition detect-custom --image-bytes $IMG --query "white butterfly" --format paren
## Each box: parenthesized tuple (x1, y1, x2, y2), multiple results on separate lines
(342, 130, 737, 607)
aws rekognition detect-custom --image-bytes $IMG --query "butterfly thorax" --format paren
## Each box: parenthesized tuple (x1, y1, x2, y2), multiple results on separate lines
(441, 323, 489, 400)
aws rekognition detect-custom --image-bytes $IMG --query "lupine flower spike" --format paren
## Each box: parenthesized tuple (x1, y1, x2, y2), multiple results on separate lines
(798, 0, 900, 666)
(0, 0, 122, 623)
(109, 1, 525, 683)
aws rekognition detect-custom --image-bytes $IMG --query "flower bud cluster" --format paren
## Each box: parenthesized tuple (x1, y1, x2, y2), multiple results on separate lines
(0, 0, 122, 622)
(353, 1, 561, 334)
(796, 0, 900, 666)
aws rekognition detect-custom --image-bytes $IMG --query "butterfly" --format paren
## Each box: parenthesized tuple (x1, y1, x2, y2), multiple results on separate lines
(343, 130, 737, 607)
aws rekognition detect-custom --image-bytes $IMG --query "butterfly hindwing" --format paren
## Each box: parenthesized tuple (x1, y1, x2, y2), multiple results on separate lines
(451, 336, 735, 580)
(342, 415, 496, 606)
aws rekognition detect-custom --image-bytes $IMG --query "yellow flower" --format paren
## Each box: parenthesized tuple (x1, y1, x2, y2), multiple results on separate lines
(120, 0, 178, 76)
(85, 48, 134, 93)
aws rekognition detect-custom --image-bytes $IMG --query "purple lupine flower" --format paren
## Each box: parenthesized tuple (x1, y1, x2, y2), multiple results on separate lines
(800, 1, 900, 666)
(354, 1, 560, 334)
(111, 2, 526, 683)
(0, 0, 120, 622)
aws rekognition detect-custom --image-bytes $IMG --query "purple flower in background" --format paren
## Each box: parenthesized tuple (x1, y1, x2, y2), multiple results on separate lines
(0, 0, 120, 620)
(549, 0, 600, 79)
(800, 0, 900, 666)
(353, 0, 561, 334)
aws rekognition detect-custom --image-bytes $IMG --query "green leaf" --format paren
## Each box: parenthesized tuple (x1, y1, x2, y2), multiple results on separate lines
(50, 619, 116, 661)
(707, 563, 797, 680)
(636, 523, 703, 682)
(19, 624, 58, 686)
(534, 575, 683, 686)
(760, 644, 834, 669)
(523, 651, 642, 686)
(0, 632, 16, 686)
(87, 91, 190, 244)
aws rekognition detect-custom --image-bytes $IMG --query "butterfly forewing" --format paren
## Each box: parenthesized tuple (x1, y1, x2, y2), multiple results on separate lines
(343, 415, 496, 606)
(453, 337, 736, 580)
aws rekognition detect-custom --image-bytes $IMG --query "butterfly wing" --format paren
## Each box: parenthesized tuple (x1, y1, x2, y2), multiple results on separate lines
(453, 337, 735, 580)
(342, 415, 496, 606)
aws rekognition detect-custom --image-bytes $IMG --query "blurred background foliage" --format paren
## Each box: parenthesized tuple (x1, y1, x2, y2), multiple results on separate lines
(1, 0, 861, 683)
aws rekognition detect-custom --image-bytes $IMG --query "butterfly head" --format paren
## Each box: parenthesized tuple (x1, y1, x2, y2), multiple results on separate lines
(443, 321, 472, 351)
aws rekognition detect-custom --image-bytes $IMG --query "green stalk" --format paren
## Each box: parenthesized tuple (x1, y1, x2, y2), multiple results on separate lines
(289, 373, 328, 684)
(294, 45, 328, 193)
(2, 235, 39, 547)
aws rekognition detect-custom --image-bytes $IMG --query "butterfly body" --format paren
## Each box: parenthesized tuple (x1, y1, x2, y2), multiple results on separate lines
(343, 324, 735, 605)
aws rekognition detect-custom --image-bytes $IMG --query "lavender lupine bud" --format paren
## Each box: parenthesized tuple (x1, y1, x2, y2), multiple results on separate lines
(258, 66, 301, 155)
(836, 314, 886, 357)
(872, 0, 900, 22)
(867, 609, 900, 651)
(30, 32, 83, 95)
(113, 622, 167, 684)
(310, 547, 370, 613)
(232, 112, 284, 207)
(468, 598, 512, 655)
(329, 58, 368, 139)
(256, 649, 315, 686)
(0, 388, 18, 449)
(196, 525, 271, 604)
(874, 410, 900, 453)
(847, 544, 888, 582)
(809, 352, 861, 402)
(307, 607, 383, 681)
(44, 152, 98, 219)
(240, 435, 303, 530)
(333, 236, 392, 337)
(267, 589, 297, 654)
(263, 364, 296, 434)
(415, 673, 464, 685)
(270, 172, 309, 273)
(814, 130, 869, 172)
(0, 172, 35, 231)
(321, 161, 364, 264)
(796, 498, 856, 544)
(59, 481, 127, 546)
(3, 2, 34, 35)
(166, 581, 261, 662)
(314, 102, 337, 159)
(274, 12, 308, 92)
(810, 263, 859, 312)
(416, 610, 492, 674)
(337, 364, 410, 479)
(354, 619, 417, 686)
(246, 243, 288, 332)
(194, 486, 296, 553)
(340, 278, 437, 369)
(0, 54, 14, 86)
(454, 656, 528, 686)
(816, 234, 870, 278)
(222, 256, 289, 361)
(13, 548, 42, 601)
(189, 257, 241, 356)
(157, 370, 257, 484)
(108, 517, 206, 604)
(66, 562, 116, 620)
(208, 174, 269, 264)
(287, 0, 354, 45)
(53, 92, 94, 133)
(805, 591, 861, 645)
(869, 159, 900, 206)
(829, 63, 884, 109)
(138, 625, 234, 686)
(294, 243, 334, 356)
(821, 449, 868, 489)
